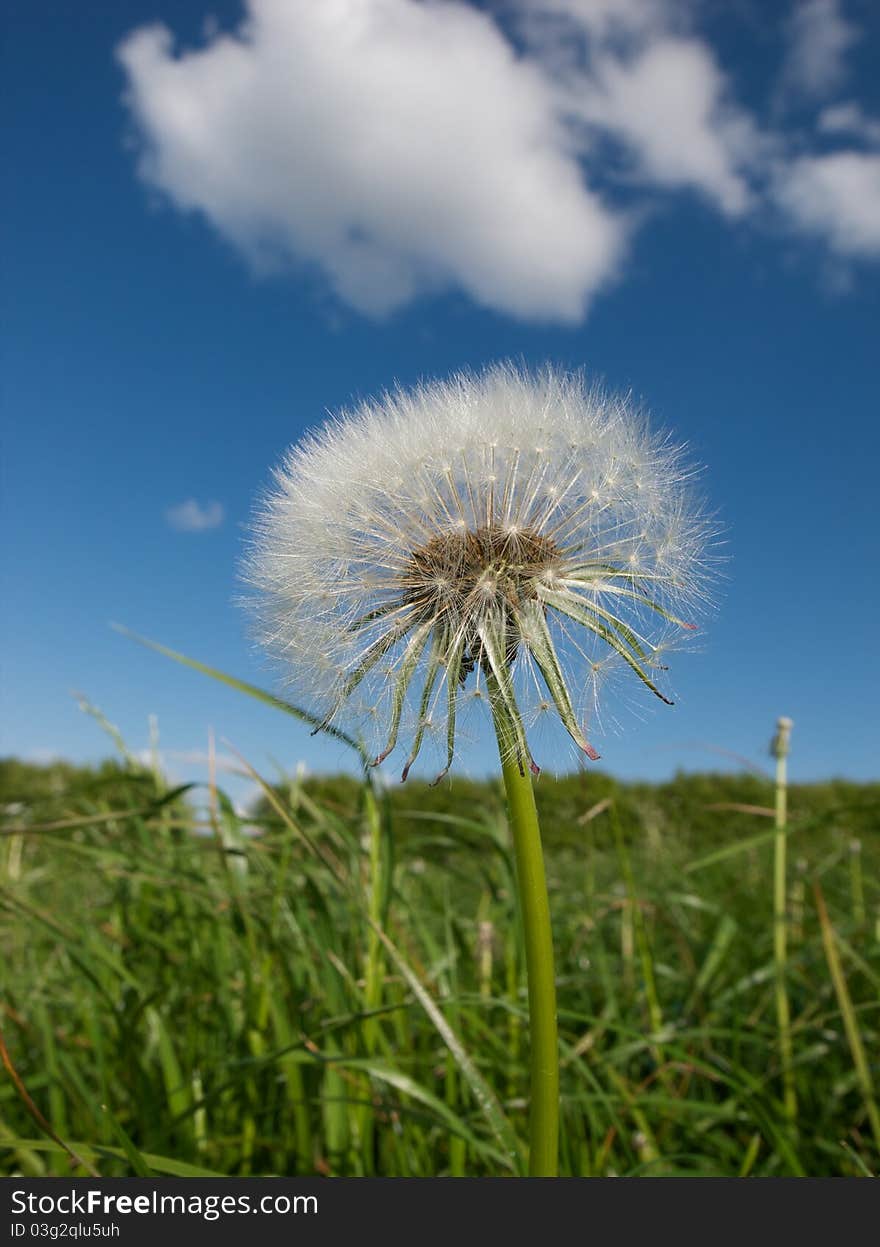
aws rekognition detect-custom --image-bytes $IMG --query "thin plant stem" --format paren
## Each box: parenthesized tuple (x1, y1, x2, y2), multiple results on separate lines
(362, 783, 385, 1052)
(814, 881, 880, 1153)
(489, 685, 559, 1177)
(772, 716, 797, 1125)
(444, 879, 467, 1177)
(359, 782, 386, 1171)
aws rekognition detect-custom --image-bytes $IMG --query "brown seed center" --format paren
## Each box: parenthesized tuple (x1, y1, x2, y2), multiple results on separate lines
(401, 524, 561, 617)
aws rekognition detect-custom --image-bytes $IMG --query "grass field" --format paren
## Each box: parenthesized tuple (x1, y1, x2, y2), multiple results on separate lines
(1, 726, 878, 1178)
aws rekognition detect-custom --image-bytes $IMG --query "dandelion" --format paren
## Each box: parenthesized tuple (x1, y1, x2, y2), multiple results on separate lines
(245, 363, 713, 1175)
(247, 366, 710, 778)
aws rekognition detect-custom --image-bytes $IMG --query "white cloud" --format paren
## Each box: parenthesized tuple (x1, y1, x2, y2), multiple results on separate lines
(165, 499, 224, 532)
(818, 102, 880, 146)
(510, 2, 760, 214)
(117, 0, 878, 320)
(779, 0, 858, 101)
(561, 35, 756, 215)
(773, 151, 880, 257)
(118, 0, 625, 322)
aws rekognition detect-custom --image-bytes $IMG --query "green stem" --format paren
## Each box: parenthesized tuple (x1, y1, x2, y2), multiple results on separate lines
(359, 782, 386, 1172)
(362, 782, 385, 1051)
(814, 882, 880, 1154)
(490, 690, 559, 1177)
(772, 717, 796, 1125)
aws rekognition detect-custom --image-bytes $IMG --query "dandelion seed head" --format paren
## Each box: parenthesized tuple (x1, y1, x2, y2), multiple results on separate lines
(244, 364, 715, 779)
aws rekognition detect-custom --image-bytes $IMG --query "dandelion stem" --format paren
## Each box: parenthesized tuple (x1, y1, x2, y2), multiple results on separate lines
(772, 716, 797, 1126)
(490, 689, 559, 1177)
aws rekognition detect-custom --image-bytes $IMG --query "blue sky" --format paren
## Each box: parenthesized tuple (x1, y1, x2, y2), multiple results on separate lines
(3, 0, 879, 798)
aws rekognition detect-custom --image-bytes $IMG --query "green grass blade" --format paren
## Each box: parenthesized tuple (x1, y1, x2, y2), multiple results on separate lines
(371, 923, 524, 1173)
(815, 882, 880, 1153)
(111, 623, 366, 762)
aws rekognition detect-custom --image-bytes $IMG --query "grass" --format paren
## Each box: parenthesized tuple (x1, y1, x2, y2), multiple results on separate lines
(1, 728, 878, 1177)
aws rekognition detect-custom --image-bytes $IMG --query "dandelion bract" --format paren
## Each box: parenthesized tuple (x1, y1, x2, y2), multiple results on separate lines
(245, 365, 712, 781)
